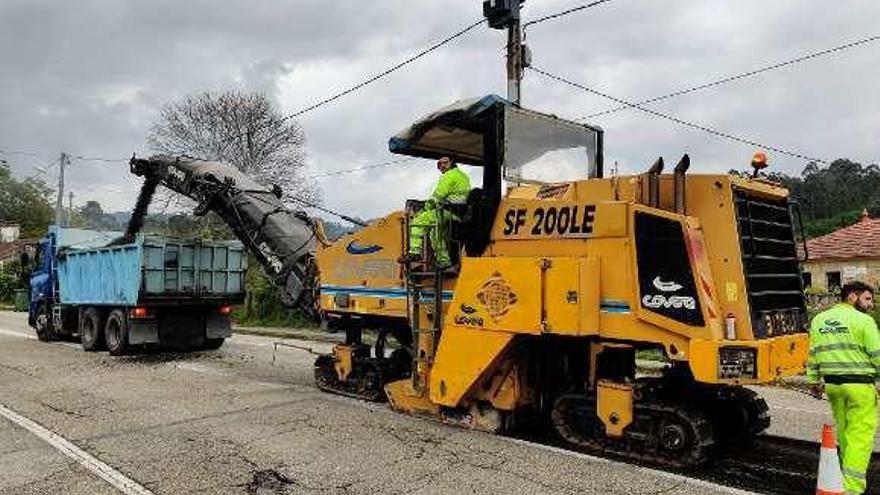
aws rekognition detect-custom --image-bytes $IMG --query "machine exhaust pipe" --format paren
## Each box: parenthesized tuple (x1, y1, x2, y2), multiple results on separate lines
(673, 154, 690, 214)
(645, 157, 664, 208)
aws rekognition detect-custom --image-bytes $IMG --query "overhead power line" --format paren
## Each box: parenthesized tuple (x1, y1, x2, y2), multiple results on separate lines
(71, 154, 126, 163)
(285, 17, 486, 121)
(0, 147, 45, 159)
(523, 0, 615, 32)
(212, 16, 487, 156)
(309, 158, 417, 179)
(580, 34, 880, 120)
(0, 147, 129, 166)
(286, 195, 367, 227)
(528, 66, 826, 163)
(31, 156, 62, 176)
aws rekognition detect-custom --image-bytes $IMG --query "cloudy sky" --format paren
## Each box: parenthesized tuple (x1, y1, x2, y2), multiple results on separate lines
(1, 0, 878, 220)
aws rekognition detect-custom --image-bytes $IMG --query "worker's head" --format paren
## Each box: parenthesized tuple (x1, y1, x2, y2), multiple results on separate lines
(436, 156, 454, 173)
(841, 281, 875, 313)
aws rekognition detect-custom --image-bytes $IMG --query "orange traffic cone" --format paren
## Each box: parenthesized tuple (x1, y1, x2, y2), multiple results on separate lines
(816, 424, 844, 495)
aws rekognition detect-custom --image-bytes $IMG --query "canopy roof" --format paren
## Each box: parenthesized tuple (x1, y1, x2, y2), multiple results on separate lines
(388, 95, 509, 167)
(388, 95, 603, 183)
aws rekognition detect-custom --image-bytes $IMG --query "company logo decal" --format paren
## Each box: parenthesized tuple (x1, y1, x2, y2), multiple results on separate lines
(460, 304, 477, 314)
(642, 295, 697, 310)
(454, 303, 484, 326)
(642, 276, 696, 311)
(652, 276, 683, 292)
(332, 259, 395, 279)
(477, 272, 518, 321)
(345, 241, 384, 255)
(819, 319, 848, 334)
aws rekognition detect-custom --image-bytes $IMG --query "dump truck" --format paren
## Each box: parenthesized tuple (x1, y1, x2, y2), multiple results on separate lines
(26, 226, 246, 354)
(128, 94, 810, 467)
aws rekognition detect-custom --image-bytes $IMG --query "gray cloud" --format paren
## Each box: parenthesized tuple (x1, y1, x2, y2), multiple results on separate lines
(1, 0, 877, 221)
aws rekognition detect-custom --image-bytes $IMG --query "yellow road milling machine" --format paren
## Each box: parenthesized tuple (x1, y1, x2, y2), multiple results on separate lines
(130, 94, 810, 467)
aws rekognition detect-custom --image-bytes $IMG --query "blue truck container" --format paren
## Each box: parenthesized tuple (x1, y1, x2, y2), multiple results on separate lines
(28, 226, 246, 354)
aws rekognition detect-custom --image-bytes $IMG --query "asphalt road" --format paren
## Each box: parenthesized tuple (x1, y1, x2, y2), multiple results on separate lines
(0, 310, 849, 495)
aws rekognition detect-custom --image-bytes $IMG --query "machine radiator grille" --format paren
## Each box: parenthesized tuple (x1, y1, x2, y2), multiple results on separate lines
(734, 190, 807, 338)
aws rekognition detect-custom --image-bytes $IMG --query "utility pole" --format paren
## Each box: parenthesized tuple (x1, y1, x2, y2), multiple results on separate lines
(68, 192, 74, 227)
(484, 0, 525, 105)
(506, 3, 523, 105)
(55, 152, 69, 226)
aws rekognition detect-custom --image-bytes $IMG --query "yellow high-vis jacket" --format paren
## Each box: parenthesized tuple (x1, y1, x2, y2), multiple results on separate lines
(806, 303, 880, 384)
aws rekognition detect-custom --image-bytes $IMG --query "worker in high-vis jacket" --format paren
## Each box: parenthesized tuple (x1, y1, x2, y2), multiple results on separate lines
(401, 156, 471, 268)
(807, 281, 880, 495)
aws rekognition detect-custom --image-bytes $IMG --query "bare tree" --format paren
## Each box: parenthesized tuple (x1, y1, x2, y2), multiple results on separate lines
(147, 91, 321, 206)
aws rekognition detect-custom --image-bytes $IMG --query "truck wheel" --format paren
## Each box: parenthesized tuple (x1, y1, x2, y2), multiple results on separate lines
(104, 310, 130, 356)
(202, 338, 225, 350)
(80, 308, 105, 352)
(34, 303, 57, 342)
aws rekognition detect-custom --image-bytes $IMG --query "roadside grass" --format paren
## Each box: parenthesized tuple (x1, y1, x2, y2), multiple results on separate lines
(231, 307, 316, 329)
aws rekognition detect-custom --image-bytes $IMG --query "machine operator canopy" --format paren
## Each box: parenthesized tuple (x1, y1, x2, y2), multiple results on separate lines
(389, 94, 603, 183)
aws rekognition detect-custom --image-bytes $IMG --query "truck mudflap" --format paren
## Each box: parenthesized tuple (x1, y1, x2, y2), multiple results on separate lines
(688, 333, 809, 384)
(206, 312, 232, 339)
(129, 319, 160, 345)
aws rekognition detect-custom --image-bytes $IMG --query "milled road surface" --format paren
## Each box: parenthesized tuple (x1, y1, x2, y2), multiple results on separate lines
(0, 310, 852, 495)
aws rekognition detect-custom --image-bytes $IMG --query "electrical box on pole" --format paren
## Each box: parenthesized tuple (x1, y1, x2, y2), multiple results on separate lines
(482, 0, 522, 29)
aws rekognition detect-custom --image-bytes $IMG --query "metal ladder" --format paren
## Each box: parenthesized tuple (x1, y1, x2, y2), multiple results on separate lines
(406, 259, 445, 393)
(401, 205, 446, 392)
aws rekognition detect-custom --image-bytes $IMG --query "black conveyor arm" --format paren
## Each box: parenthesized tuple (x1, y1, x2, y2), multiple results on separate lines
(129, 154, 321, 306)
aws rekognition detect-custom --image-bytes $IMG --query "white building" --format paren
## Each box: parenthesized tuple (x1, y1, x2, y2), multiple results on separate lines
(0, 223, 20, 243)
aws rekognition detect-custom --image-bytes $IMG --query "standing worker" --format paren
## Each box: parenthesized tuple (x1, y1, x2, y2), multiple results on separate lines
(401, 156, 471, 268)
(807, 281, 880, 494)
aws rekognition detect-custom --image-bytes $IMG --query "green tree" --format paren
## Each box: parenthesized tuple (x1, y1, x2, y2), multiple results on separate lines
(0, 261, 24, 303)
(80, 200, 104, 224)
(0, 161, 53, 238)
(233, 257, 314, 328)
(757, 158, 880, 238)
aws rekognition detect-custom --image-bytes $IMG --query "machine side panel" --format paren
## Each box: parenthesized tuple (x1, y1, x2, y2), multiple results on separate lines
(428, 326, 514, 407)
(684, 176, 755, 339)
(542, 257, 581, 334)
(446, 257, 542, 334)
(317, 212, 409, 318)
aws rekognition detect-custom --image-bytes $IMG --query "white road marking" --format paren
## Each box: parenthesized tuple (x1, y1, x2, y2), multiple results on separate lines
(0, 328, 35, 340)
(0, 327, 81, 349)
(171, 362, 223, 374)
(229, 339, 273, 348)
(0, 403, 154, 495)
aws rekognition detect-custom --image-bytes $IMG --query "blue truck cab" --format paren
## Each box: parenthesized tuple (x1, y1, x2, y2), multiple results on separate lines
(28, 226, 246, 354)
(27, 234, 54, 331)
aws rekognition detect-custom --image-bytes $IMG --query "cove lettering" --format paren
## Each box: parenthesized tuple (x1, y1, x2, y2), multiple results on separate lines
(502, 205, 596, 237)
